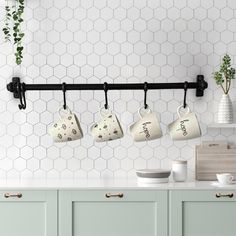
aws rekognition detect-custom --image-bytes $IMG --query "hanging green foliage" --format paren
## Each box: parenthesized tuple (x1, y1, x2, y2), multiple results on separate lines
(2, 3, 11, 42)
(2, 0, 25, 65)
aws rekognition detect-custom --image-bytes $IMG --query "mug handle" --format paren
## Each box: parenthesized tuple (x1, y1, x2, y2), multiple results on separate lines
(100, 106, 111, 117)
(90, 106, 110, 133)
(177, 104, 190, 118)
(90, 123, 97, 133)
(58, 105, 72, 118)
(230, 175, 234, 182)
(138, 106, 152, 118)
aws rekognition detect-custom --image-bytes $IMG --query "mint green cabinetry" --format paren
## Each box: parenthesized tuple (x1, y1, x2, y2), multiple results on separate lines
(0, 190, 57, 236)
(59, 190, 168, 236)
(170, 190, 236, 236)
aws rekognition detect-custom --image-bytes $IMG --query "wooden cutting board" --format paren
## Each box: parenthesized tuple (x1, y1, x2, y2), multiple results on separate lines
(196, 144, 236, 180)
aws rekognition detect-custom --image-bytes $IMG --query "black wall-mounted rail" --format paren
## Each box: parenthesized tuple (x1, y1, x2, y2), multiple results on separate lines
(7, 75, 208, 109)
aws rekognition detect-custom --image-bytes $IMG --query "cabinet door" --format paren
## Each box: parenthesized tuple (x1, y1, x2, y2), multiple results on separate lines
(0, 190, 57, 236)
(170, 190, 236, 236)
(59, 190, 167, 236)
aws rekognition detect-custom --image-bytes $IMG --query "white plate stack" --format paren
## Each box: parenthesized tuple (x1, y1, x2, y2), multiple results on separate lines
(136, 169, 171, 184)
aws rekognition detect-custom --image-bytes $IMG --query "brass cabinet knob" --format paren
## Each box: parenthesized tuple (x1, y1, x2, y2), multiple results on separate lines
(215, 193, 234, 198)
(4, 193, 23, 198)
(105, 193, 124, 198)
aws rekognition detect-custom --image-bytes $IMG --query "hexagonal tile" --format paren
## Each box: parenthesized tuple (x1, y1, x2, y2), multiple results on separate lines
(120, 158, 133, 171)
(14, 158, 27, 171)
(54, 158, 66, 171)
(167, 146, 180, 160)
(54, 65, 67, 79)
(1, 0, 236, 180)
(107, 158, 120, 171)
(60, 146, 74, 159)
(94, 158, 106, 171)
(134, 158, 146, 169)
(27, 158, 40, 171)
(81, 159, 93, 171)
(67, 158, 80, 171)
(7, 146, 20, 160)
(114, 146, 127, 160)
(60, 7, 73, 20)
(47, 30, 60, 43)
(195, 7, 207, 20)
(34, 123, 47, 136)
(88, 146, 100, 159)
(54, 19, 66, 32)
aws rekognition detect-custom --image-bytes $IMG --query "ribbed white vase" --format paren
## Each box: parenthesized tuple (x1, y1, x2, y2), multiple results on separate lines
(217, 94, 233, 123)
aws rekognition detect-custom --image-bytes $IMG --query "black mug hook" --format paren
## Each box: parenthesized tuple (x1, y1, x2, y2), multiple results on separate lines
(183, 81, 188, 108)
(18, 83, 26, 110)
(103, 82, 108, 109)
(62, 82, 67, 110)
(144, 82, 148, 109)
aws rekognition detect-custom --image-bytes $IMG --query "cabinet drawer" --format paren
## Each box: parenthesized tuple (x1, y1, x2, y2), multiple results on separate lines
(66, 189, 166, 201)
(171, 189, 236, 201)
(59, 190, 168, 236)
(0, 190, 54, 201)
(0, 190, 57, 236)
(170, 190, 236, 236)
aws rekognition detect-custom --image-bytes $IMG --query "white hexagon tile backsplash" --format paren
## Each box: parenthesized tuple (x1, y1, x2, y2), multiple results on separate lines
(0, 0, 236, 180)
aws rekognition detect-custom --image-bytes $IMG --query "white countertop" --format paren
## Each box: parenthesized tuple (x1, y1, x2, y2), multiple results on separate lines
(0, 178, 236, 190)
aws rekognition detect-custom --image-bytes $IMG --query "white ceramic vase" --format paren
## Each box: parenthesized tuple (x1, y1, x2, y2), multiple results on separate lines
(217, 94, 233, 123)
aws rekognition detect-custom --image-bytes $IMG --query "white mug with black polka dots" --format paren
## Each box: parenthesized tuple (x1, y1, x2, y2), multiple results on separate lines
(49, 106, 83, 142)
(90, 107, 123, 142)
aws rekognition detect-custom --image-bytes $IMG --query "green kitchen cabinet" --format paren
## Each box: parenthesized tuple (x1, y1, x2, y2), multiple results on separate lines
(170, 190, 236, 236)
(59, 190, 168, 236)
(0, 190, 57, 236)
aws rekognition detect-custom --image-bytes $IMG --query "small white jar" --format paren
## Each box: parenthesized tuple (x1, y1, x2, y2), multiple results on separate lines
(172, 160, 187, 182)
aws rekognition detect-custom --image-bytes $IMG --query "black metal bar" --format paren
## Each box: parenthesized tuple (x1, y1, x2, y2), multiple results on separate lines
(7, 75, 208, 96)
(23, 82, 199, 90)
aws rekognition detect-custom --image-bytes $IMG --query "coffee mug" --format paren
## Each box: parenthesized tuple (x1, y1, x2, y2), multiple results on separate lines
(168, 105, 201, 140)
(49, 106, 83, 142)
(91, 107, 123, 142)
(217, 173, 234, 185)
(130, 106, 162, 142)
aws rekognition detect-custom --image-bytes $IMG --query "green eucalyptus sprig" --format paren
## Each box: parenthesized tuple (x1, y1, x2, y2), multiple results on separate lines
(2, 2, 11, 42)
(213, 54, 236, 94)
(2, 0, 25, 65)
(12, 0, 25, 65)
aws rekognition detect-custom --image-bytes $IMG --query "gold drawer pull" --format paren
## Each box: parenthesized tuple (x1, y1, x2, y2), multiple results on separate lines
(215, 193, 234, 198)
(4, 193, 22, 198)
(105, 193, 124, 198)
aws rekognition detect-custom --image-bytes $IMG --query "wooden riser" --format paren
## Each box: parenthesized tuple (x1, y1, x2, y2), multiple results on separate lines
(196, 145, 236, 180)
